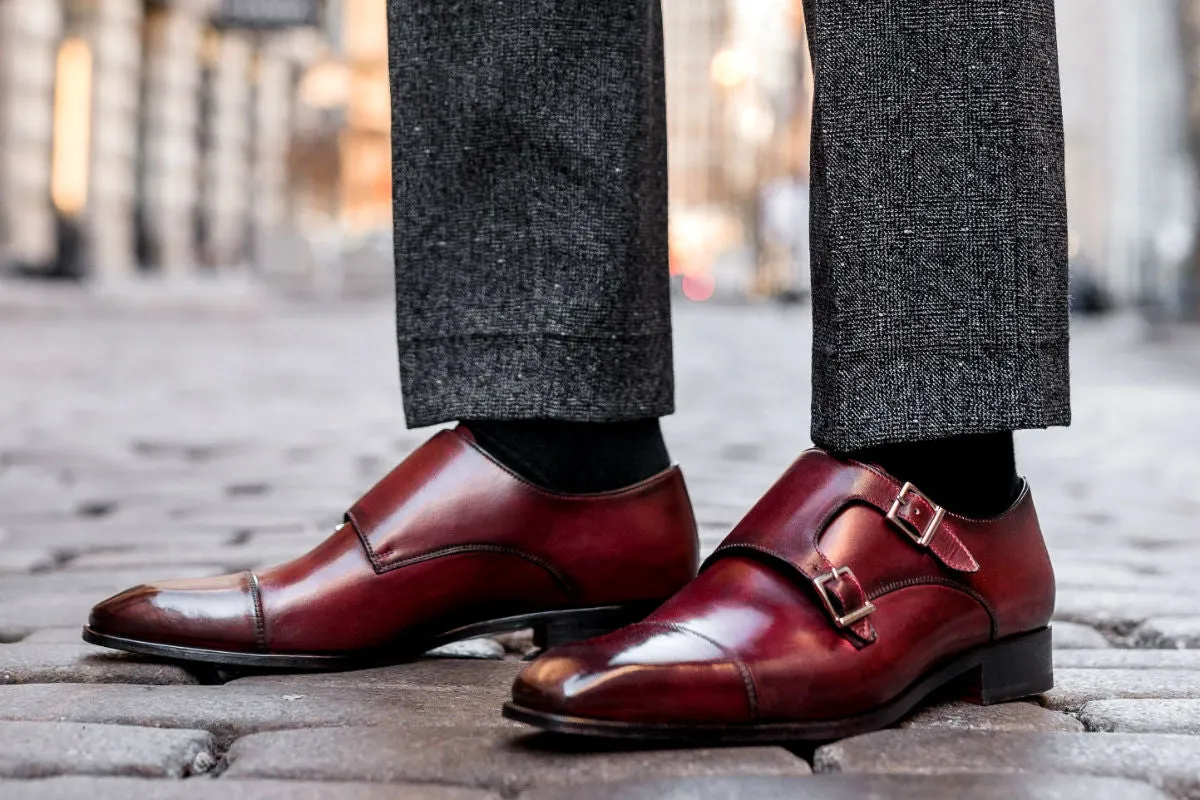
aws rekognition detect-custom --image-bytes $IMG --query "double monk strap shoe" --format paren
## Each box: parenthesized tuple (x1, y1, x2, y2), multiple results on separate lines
(84, 427, 699, 669)
(506, 448, 1055, 741)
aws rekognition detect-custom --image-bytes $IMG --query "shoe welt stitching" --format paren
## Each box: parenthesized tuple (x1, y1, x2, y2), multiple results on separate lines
(627, 620, 760, 721)
(246, 570, 268, 653)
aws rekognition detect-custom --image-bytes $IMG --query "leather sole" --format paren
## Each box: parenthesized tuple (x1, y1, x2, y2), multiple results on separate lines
(81, 603, 652, 670)
(503, 626, 1053, 742)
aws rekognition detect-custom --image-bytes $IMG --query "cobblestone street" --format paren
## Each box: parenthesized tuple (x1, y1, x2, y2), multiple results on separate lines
(2, 293, 1200, 798)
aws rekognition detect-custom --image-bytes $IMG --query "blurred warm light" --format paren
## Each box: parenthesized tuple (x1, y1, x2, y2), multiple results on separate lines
(340, 130, 393, 232)
(200, 27, 222, 67)
(711, 48, 756, 88)
(669, 213, 710, 276)
(51, 38, 93, 217)
(343, 0, 389, 61)
(300, 60, 352, 110)
(682, 273, 716, 302)
(737, 100, 776, 144)
(347, 67, 391, 133)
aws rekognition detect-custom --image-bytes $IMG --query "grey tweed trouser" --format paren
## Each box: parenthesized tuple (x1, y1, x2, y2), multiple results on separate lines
(388, 0, 1070, 451)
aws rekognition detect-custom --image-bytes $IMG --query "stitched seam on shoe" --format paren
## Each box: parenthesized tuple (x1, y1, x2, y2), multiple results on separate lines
(628, 620, 760, 720)
(246, 571, 268, 653)
(371, 543, 581, 604)
(347, 515, 579, 602)
(868, 577, 1000, 640)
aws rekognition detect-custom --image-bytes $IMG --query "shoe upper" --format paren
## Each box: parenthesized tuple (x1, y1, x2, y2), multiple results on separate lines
(513, 448, 1056, 725)
(88, 428, 699, 655)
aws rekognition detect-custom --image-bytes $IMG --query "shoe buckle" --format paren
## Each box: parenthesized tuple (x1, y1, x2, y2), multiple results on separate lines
(812, 566, 876, 628)
(887, 482, 946, 549)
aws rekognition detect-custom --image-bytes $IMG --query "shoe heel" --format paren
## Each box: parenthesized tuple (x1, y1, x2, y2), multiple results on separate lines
(963, 626, 1054, 705)
(533, 605, 648, 650)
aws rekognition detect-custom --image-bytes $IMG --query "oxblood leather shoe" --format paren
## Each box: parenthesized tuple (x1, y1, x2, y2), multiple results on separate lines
(83, 427, 698, 669)
(505, 448, 1055, 741)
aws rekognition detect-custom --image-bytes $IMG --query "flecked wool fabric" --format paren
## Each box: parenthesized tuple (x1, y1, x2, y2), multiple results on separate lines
(389, 0, 672, 427)
(388, 0, 1071, 451)
(804, 0, 1070, 450)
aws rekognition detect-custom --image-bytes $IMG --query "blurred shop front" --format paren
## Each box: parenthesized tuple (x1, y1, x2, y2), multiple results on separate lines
(0, 0, 322, 281)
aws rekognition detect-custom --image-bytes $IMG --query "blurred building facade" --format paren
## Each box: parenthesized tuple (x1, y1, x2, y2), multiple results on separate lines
(1056, 0, 1197, 315)
(0, 0, 810, 295)
(8, 0, 1189, 314)
(0, 0, 323, 280)
(663, 0, 808, 301)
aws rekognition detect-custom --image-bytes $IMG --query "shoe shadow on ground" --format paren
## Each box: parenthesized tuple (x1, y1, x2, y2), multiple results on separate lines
(510, 730, 822, 762)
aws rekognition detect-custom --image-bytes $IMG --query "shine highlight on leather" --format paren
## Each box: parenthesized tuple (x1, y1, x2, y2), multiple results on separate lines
(83, 428, 699, 667)
(506, 449, 1056, 740)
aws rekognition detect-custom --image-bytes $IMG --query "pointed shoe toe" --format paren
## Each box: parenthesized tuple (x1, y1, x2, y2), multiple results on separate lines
(85, 572, 261, 656)
(83, 428, 699, 669)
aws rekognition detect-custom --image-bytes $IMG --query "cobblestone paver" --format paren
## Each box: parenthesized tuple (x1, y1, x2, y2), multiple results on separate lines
(2, 292, 1200, 797)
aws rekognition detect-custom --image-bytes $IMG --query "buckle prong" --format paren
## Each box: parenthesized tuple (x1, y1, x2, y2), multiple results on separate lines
(812, 566, 876, 628)
(887, 482, 946, 548)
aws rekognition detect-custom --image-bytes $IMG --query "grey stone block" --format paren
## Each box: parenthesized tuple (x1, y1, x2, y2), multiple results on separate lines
(814, 729, 1200, 798)
(0, 549, 56, 574)
(1043, 669, 1200, 711)
(162, 511, 323, 537)
(1047, 548, 1200, 574)
(424, 638, 506, 660)
(0, 777, 494, 799)
(1051, 621, 1111, 649)
(1054, 590, 1197, 631)
(1135, 617, 1200, 650)
(492, 630, 536, 657)
(62, 546, 302, 573)
(1055, 649, 1200, 670)
(0, 643, 198, 685)
(1079, 700, 1200, 734)
(229, 659, 524, 691)
(900, 701, 1083, 732)
(0, 721, 214, 778)
(0, 684, 514, 744)
(1053, 562, 1154, 589)
(18, 629, 85, 644)
(0, 595, 105, 633)
(523, 774, 1173, 800)
(223, 726, 810, 793)
(1, 522, 229, 555)
(0, 569, 221, 598)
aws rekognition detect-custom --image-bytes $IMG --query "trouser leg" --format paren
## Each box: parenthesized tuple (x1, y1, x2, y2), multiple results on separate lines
(388, 0, 673, 428)
(803, 0, 1070, 452)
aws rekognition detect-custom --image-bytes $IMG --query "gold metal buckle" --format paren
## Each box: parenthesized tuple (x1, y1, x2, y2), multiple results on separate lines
(887, 482, 946, 548)
(812, 566, 876, 628)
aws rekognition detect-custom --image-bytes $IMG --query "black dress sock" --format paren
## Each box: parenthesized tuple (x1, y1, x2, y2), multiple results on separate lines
(845, 432, 1021, 519)
(463, 418, 671, 494)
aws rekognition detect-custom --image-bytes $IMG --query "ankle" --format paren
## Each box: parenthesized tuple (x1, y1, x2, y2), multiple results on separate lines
(844, 432, 1020, 518)
(462, 418, 670, 494)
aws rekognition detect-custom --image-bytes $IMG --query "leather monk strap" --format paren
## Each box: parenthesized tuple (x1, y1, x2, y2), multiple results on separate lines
(701, 449, 981, 645)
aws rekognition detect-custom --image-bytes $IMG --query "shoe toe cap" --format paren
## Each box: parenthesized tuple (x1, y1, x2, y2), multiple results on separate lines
(513, 623, 756, 725)
(88, 573, 260, 652)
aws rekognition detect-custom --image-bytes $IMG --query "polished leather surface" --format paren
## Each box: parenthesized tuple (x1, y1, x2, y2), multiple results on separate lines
(88, 427, 699, 655)
(513, 448, 1055, 725)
